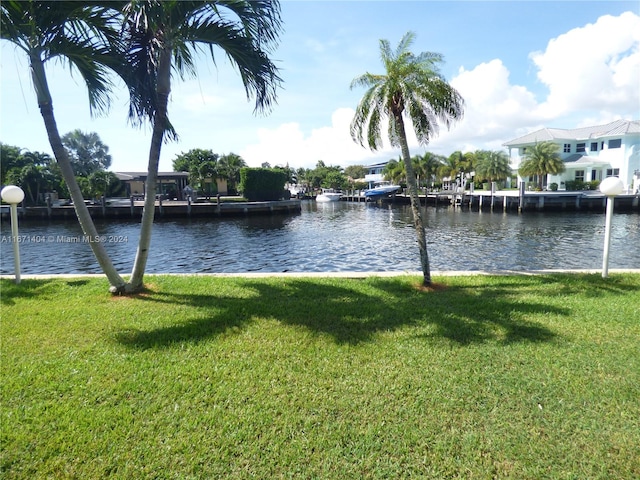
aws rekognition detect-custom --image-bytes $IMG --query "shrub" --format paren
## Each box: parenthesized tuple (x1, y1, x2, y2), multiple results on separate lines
(239, 168, 288, 201)
(549, 182, 558, 191)
(586, 180, 600, 191)
(564, 180, 586, 191)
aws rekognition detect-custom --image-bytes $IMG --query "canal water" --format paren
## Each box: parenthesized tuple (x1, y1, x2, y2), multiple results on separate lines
(1, 201, 639, 275)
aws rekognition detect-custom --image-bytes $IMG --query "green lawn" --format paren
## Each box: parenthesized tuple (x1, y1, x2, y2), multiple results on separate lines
(1, 274, 639, 479)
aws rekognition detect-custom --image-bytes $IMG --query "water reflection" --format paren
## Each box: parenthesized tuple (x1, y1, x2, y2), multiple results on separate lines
(1, 202, 638, 275)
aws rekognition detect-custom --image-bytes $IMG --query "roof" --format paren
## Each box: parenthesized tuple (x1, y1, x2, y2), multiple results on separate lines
(503, 119, 640, 147)
(364, 161, 390, 169)
(115, 171, 189, 181)
(562, 154, 610, 165)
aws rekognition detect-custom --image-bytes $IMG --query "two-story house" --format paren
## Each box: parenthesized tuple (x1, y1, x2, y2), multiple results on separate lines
(503, 119, 640, 193)
(363, 161, 389, 185)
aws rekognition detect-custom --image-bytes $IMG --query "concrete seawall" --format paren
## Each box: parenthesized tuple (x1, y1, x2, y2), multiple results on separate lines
(0, 199, 302, 221)
(342, 190, 639, 212)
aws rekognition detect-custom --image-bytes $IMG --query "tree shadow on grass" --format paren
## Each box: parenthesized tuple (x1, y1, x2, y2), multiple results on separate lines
(113, 276, 572, 349)
(0, 278, 91, 306)
(534, 273, 640, 298)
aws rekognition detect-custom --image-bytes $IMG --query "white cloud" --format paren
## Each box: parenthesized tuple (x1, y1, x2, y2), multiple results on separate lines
(235, 12, 640, 168)
(240, 108, 392, 169)
(531, 11, 640, 118)
(425, 59, 540, 154)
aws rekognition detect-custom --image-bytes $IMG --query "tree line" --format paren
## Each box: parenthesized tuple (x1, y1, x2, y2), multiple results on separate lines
(1, 130, 124, 205)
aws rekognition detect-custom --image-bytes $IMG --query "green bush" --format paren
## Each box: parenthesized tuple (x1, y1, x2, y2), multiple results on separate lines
(586, 180, 600, 191)
(565, 180, 586, 191)
(239, 168, 288, 201)
(549, 182, 558, 191)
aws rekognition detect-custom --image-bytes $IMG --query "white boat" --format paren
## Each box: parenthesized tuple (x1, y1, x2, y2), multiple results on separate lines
(316, 189, 342, 202)
(364, 181, 401, 200)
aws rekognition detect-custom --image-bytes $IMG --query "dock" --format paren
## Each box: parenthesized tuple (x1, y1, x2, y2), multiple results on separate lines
(340, 189, 640, 212)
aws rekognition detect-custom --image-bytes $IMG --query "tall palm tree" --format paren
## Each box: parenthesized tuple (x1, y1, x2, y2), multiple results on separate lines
(1, 1, 128, 292)
(122, 0, 282, 291)
(518, 141, 565, 190)
(351, 32, 464, 286)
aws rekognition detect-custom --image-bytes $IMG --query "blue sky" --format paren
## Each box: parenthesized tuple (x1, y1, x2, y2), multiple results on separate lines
(1, 1, 638, 173)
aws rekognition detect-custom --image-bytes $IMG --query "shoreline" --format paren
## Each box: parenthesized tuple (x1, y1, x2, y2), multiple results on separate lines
(3, 268, 640, 281)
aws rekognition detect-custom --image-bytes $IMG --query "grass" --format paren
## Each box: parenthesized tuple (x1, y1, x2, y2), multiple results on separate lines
(1, 273, 639, 479)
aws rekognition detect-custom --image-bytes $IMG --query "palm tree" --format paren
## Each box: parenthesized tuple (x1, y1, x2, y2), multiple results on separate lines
(412, 152, 445, 189)
(1, 1, 128, 292)
(438, 153, 461, 186)
(518, 141, 565, 190)
(122, 0, 282, 291)
(61, 129, 113, 176)
(218, 153, 247, 194)
(350, 32, 464, 286)
(419, 152, 446, 189)
(383, 157, 405, 185)
(475, 150, 512, 185)
(196, 160, 219, 197)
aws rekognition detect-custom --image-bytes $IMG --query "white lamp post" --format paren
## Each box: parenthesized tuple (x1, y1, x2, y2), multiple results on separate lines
(599, 177, 624, 278)
(2, 185, 26, 283)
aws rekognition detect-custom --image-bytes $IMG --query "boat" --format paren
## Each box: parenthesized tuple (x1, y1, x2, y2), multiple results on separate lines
(364, 181, 401, 200)
(316, 188, 342, 202)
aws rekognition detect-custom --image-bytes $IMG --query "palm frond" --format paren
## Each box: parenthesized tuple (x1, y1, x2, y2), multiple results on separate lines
(2, 1, 123, 117)
(350, 31, 464, 152)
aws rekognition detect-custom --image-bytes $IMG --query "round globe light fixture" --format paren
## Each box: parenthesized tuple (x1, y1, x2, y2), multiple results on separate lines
(599, 176, 624, 279)
(1, 185, 25, 204)
(599, 176, 624, 196)
(1, 185, 25, 284)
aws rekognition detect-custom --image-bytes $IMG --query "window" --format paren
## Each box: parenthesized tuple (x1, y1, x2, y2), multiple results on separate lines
(606, 168, 620, 177)
(576, 143, 586, 153)
(590, 142, 598, 151)
(609, 139, 622, 149)
(521, 147, 527, 155)
(563, 143, 571, 153)
(575, 170, 585, 182)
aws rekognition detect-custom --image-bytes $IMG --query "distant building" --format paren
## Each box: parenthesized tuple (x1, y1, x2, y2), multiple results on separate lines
(504, 119, 640, 192)
(115, 171, 228, 199)
(364, 161, 389, 184)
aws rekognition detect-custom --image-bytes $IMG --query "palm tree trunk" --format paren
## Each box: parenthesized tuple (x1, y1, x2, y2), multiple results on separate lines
(32, 56, 127, 293)
(128, 47, 172, 292)
(395, 115, 432, 286)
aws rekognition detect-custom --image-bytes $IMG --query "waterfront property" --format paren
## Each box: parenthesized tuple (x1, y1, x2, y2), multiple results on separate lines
(0, 198, 301, 221)
(363, 161, 390, 186)
(341, 188, 639, 212)
(504, 119, 640, 193)
(115, 171, 230, 200)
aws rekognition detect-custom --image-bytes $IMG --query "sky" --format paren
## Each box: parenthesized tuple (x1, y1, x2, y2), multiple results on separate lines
(1, 1, 639, 174)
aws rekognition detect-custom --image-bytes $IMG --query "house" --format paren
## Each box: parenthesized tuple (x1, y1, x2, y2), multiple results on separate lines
(364, 161, 389, 184)
(503, 119, 640, 193)
(115, 171, 228, 199)
(115, 171, 190, 200)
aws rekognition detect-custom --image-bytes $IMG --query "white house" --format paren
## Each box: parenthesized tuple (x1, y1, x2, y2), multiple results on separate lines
(503, 119, 640, 193)
(363, 161, 389, 184)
